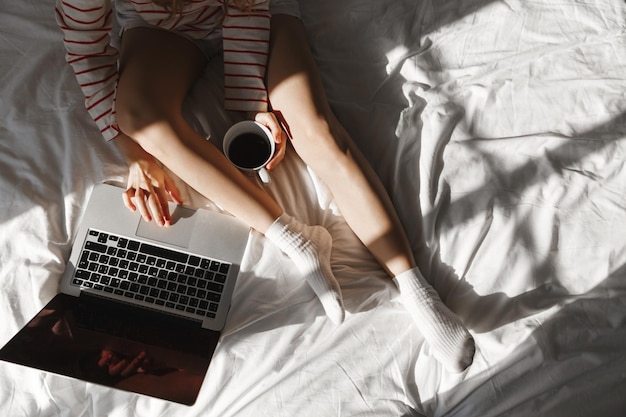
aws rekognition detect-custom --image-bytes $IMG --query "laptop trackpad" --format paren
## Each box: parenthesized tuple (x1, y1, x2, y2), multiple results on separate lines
(136, 205, 196, 248)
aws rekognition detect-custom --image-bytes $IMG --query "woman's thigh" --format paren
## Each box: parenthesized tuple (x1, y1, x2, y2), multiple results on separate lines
(266, 16, 350, 155)
(116, 27, 208, 130)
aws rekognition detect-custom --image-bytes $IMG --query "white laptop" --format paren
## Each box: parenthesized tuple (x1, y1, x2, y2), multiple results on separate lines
(0, 183, 250, 405)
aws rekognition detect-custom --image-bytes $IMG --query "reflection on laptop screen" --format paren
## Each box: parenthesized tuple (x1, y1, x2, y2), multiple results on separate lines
(0, 293, 219, 405)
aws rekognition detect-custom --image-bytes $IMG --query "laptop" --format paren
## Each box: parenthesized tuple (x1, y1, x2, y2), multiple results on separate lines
(0, 183, 250, 405)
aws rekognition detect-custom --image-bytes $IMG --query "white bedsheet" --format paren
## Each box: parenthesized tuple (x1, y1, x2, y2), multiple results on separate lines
(2, 0, 626, 416)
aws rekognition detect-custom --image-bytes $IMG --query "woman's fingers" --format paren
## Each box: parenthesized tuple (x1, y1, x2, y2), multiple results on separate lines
(121, 351, 147, 377)
(123, 159, 183, 227)
(98, 349, 147, 377)
(255, 112, 283, 143)
(98, 350, 113, 368)
(122, 188, 137, 212)
(128, 188, 172, 227)
(134, 187, 153, 223)
(164, 175, 183, 205)
(266, 132, 287, 170)
(255, 111, 288, 170)
(150, 186, 170, 226)
(108, 358, 128, 375)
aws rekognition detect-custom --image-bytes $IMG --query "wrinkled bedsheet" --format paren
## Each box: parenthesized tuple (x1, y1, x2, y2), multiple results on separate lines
(2, 0, 626, 416)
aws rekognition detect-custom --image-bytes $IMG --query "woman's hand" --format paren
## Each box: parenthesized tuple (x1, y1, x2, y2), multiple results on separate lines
(114, 133, 183, 227)
(253, 111, 288, 170)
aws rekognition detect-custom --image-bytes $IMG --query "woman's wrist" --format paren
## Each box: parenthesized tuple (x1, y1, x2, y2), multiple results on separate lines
(113, 132, 150, 163)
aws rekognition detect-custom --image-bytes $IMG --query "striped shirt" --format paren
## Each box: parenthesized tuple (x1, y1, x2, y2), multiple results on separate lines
(55, 0, 270, 141)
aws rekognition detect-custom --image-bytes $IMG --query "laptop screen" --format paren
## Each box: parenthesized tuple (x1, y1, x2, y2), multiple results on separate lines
(0, 293, 220, 405)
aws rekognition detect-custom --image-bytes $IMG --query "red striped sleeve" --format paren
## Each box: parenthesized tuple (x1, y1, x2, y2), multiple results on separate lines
(86, 89, 115, 111)
(94, 107, 112, 122)
(222, 36, 269, 43)
(60, 1, 104, 13)
(63, 32, 109, 45)
(221, 1, 270, 112)
(224, 97, 268, 104)
(79, 71, 117, 88)
(56, 0, 120, 141)
(224, 84, 267, 91)
(75, 63, 116, 76)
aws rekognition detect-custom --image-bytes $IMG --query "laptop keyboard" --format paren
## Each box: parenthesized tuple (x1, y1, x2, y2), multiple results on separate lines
(71, 229, 231, 320)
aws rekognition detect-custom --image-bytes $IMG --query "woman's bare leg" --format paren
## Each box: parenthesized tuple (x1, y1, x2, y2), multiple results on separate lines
(267, 15, 475, 372)
(266, 16, 414, 277)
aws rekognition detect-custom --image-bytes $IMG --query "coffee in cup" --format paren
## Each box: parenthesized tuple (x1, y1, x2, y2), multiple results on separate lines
(223, 121, 275, 183)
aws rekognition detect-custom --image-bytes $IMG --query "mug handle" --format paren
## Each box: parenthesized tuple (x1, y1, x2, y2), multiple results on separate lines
(258, 167, 271, 184)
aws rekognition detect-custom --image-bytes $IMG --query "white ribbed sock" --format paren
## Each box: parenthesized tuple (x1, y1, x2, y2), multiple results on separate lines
(394, 267, 475, 373)
(265, 213, 345, 325)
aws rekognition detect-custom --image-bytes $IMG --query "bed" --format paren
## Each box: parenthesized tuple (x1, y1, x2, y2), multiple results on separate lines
(2, 0, 626, 415)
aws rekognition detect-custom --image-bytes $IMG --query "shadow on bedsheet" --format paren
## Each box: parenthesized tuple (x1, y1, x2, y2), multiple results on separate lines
(424, 264, 626, 417)
(408, 105, 626, 335)
(300, 0, 626, 337)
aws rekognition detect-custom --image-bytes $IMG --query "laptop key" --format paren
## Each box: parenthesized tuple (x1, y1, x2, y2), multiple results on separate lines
(75, 269, 90, 280)
(140, 242, 188, 264)
(207, 282, 224, 293)
(86, 241, 107, 253)
(206, 292, 221, 302)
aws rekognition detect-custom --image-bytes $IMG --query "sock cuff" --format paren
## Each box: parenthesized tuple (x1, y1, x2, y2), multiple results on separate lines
(265, 212, 293, 240)
(393, 266, 428, 291)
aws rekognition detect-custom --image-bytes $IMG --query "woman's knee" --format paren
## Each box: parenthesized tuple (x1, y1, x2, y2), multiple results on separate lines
(116, 91, 180, 156)
(291, 119, 354, 173)
(117, 86, 162, 133)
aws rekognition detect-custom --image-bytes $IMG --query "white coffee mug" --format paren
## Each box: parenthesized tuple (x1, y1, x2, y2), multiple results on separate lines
(223, 121, 275, 184)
